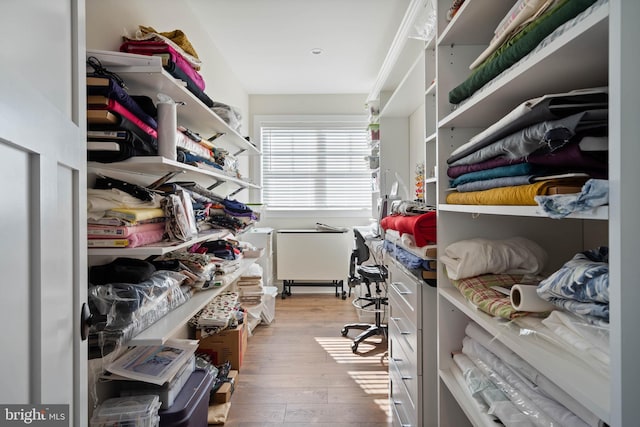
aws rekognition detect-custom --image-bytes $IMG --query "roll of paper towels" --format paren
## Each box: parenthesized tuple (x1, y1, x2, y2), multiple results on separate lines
(157, 102, 177, 161)
(510, 284, 556, 312)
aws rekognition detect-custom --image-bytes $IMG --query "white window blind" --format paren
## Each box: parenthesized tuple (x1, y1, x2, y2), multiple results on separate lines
(260, 119, 371, 210)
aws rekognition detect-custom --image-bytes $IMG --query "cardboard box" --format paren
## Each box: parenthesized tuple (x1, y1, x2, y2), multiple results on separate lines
(197, 321, 247, 371)
(424, 245, 437, 259)
(227, 370, 238, 388)
(212, 382, 232, 404)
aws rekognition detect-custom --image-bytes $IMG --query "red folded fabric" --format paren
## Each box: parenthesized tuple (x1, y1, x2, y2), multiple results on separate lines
(380, 211, 437, 247)
(120, 40, 206, 91)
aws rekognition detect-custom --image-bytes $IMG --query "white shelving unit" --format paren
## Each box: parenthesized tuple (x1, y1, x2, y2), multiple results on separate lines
(371, 0, 639, 425)
(434, 1, 612, 426)
(368, 1, 440, 425)
(85, 46, 262, 351)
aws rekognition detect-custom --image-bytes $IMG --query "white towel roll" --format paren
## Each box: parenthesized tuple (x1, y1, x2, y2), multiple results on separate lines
(510, 284, 556, 312)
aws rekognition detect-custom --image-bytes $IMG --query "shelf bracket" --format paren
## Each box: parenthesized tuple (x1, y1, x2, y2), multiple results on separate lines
(232, 148, 247, 157)
(207, 181, 224, 191)
(147, 171, 184, 190)
(227, 187, 246, 198)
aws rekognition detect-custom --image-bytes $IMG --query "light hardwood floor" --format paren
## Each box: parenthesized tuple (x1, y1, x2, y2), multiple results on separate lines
(225, 293, 391, 426)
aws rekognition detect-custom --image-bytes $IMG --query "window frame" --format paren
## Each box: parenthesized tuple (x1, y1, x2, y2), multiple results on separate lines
(253, 114, 373, 218)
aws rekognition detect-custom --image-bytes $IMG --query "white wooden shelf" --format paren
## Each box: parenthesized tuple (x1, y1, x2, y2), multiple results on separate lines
(440, 366, 501, 427)
(87, 229, 230, 256)
(438, 0, 515, 46)
(439, 287, 610, 423)
(380, 50, 425, 117)
(425, 177, 437, 184)
(89, 156, 259, 190)
(438, 203, 609, 220)
(86, 49, 260, 155)
(130, 257, 257, 345)
(425, 81, 436, 97)
(425, 132, 437, 144)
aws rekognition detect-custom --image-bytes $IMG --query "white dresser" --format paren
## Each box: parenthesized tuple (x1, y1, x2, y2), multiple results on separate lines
(386, 253, 437, 427)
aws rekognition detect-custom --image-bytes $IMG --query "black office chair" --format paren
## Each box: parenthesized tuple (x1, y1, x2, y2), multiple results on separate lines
(341, 228, 388, 353)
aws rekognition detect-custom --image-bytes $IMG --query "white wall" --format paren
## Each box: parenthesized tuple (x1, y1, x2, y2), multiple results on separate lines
(85, 0, 249, 135)
(249, 94, 376, 291)
(249, 93, 374, 231)
(85, 0, 252, 202)
(409, 103, 426, 201)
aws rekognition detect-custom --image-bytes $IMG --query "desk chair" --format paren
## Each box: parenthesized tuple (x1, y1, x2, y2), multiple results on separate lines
(341, 228, 388, 353)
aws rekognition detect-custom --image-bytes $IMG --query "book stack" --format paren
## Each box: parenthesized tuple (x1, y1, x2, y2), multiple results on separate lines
(236, 263, 264, 307)
(86, 74, 159, 163)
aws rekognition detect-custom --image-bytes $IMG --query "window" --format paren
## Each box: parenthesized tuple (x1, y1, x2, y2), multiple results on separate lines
(258, 116, 371, 212)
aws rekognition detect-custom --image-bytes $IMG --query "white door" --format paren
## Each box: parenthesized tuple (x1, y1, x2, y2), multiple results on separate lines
(0, 1, 87, 425)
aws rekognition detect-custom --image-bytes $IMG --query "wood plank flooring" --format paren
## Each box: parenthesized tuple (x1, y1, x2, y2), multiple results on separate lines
(225, 293, 391, 426)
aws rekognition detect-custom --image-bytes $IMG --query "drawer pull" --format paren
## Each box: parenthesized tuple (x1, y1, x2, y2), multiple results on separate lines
(391, 282, 412, 296)
(391, 400, 413, 427)
(402, 375, 413, 381)
(392, 357, 403, 363)
(390, 317, 411, 335)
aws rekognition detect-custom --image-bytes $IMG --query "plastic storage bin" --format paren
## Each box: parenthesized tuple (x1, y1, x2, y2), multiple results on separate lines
(261, 286, 278, 324)
(158, 368, 214, 427)
(91, 394, 161, 427)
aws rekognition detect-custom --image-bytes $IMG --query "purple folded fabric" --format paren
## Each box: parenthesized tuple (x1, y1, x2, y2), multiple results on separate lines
(448, 140, 607, 179)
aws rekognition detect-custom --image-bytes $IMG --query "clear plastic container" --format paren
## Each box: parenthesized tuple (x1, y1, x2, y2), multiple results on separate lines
(90, 395, 161, 427)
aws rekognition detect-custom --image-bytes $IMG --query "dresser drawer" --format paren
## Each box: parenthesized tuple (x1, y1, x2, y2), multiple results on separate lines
(389, 326, 421, 404)
(389, 283, 419, 331)
(387, 261, 421, 323)
(389, 360, 418, 427)
(389, 297, 419, 355)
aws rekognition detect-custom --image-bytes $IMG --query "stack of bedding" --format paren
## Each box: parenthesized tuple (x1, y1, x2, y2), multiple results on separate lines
(454, 322, 604, 426)
(380, 208, 438, 285)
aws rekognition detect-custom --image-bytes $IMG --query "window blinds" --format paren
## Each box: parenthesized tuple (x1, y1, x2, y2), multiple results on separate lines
(261, 122, 371, 210)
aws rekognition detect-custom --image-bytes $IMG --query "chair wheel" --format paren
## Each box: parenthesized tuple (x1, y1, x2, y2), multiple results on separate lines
(341, 291, 347, 300)
(341, 328, 348, 337)
(351, 342, 358, 353)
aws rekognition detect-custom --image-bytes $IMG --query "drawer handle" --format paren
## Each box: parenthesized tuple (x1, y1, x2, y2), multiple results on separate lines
(391, 401, 413, 427)
(391, 282, 412, 296)
(390, 317, 411, 335)
(392, 357, 403, 363)
(402, 375, 413, 381)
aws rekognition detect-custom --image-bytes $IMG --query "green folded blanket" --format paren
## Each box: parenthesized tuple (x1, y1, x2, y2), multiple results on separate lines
(449, 0, 598, 105)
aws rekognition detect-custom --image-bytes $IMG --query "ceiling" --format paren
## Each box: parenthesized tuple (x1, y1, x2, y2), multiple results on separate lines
(187, 0, 411, 95)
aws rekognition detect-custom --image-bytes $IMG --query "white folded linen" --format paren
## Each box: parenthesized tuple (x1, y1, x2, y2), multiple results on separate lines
(440, 237, 547, 280)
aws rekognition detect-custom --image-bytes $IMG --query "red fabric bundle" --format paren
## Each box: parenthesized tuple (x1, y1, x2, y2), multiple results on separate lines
(380, 211, 437, 247)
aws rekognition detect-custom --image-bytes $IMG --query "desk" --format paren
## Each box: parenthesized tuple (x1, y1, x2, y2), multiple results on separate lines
(276, 229, 351, 299)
